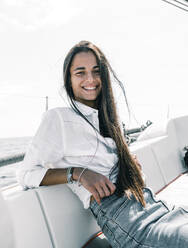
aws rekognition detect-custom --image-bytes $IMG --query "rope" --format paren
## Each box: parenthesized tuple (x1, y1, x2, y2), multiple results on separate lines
(161, 0, 188, 12)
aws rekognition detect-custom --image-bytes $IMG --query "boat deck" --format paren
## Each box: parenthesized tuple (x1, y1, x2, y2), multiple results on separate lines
(157, 172, 188, 207)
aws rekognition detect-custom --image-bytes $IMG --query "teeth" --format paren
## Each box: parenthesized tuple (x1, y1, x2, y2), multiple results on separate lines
(83, 87, 96, 90)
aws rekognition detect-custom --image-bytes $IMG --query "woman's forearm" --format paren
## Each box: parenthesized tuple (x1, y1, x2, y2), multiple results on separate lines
(40, 167, 116, 205)
(40, 168, 68, 186)
(40, 167, 83, 186)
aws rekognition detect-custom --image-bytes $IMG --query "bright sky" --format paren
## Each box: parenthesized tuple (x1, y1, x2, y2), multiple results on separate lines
(0, 0, 188, 138)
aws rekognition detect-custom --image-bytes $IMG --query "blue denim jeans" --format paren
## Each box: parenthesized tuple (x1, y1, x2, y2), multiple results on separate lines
(90, 187, 188, 248)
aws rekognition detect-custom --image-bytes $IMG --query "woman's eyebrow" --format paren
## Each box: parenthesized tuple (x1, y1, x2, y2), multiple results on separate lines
(73, 65, 99, 71)
(74, 67, 85, 71)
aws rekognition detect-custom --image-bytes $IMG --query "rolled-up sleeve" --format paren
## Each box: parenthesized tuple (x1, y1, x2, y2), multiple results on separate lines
(16, 109, 64, 189)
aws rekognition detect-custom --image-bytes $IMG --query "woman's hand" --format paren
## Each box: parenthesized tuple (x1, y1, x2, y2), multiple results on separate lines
(73, 168, 116, 205)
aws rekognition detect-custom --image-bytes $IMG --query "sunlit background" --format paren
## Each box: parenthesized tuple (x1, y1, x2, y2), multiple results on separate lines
(0, 0, 188, 138)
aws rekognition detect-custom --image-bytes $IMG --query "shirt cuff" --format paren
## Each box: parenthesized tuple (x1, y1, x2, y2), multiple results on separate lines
(17, 167, 48, 189)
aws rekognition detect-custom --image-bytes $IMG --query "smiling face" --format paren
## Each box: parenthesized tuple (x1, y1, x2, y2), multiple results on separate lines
(70, 51, 102, 108)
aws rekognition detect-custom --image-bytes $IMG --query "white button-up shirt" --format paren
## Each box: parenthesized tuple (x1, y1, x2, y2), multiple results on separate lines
(17, 101, 119, 208)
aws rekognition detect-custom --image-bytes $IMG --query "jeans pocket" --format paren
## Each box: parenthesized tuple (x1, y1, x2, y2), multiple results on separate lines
(113, 197, 129, 220)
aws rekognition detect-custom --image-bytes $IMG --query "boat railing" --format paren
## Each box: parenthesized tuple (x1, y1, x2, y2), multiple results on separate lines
(0, 153, 25, 167)
(123, 120, 153, 144)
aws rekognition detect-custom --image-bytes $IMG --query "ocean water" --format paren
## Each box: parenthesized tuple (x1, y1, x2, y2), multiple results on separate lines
(0, 137, 32, 188)
(0, 136, 31, 160)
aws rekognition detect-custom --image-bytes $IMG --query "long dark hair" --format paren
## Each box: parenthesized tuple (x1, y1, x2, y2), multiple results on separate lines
(63, 40, 145, 206)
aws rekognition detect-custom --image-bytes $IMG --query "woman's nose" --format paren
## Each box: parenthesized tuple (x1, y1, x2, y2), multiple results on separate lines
(85, 72, 94, 82)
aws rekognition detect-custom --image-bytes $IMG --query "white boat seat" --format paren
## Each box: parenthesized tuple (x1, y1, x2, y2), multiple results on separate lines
(34, 184, 100, 248)
(130, 116, 188, 193)
(0, 192, 15, 248)
(5, 184, 100, 248)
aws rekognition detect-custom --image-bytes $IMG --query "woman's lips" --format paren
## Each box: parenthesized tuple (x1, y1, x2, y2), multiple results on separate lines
(82, 86, 97, 90)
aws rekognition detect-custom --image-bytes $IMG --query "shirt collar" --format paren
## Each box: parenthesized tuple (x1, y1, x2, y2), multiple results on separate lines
(73, 101, 98, 116)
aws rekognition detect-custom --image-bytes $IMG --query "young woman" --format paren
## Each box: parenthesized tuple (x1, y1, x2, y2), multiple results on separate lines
(17, 41, 188, 247)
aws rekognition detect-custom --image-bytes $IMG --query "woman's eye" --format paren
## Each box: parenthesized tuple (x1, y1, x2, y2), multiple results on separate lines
(94, 70, 100, 75)
(76, 71, 84, 75)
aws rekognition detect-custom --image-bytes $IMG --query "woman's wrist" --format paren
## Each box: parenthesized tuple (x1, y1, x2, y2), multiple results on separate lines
(72, 167, 83, 181)
(77, 168, 87, 186)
